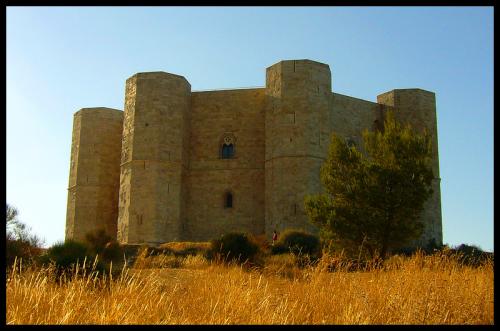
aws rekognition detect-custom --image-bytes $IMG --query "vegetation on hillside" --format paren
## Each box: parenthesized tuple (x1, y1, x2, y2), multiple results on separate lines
(6, 248, 493, 324)
(5, 203, 493, 324)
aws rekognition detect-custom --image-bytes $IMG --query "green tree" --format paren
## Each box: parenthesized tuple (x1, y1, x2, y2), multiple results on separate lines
(304, 112, 434, 260)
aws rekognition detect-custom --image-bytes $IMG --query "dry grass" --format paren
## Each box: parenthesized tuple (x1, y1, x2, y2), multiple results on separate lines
(158, 241, 211, 253)
(6, 251, 493, 325)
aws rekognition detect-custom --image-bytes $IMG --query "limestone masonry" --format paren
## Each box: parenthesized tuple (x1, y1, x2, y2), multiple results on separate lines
(66, 59, 442, 247)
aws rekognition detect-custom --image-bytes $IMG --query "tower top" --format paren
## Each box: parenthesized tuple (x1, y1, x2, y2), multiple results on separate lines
(266, 59, 330, 70)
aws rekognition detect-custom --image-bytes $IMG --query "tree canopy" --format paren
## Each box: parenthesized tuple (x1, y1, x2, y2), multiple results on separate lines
(304, 111, 434, 259)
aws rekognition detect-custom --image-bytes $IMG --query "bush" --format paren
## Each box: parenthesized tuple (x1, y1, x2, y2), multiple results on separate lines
(84, 229, 124, 264)
(101, 241, 124, 262)
(452, 244, 493, 267)
(38, 240, 105, 276)
(6, 203, 45, 268)
(272, 230, 320, 257)
(206, 232, 261, 265)
(6, 238, 44, 268)
(85, 229, 111, 254)
(270, 242, 290, 255)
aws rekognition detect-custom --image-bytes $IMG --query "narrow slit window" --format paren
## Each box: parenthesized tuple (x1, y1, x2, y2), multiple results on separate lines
(224, 192, 233, 208)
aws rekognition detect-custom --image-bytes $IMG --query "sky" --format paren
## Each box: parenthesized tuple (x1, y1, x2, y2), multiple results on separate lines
(6, 7, 493, 252)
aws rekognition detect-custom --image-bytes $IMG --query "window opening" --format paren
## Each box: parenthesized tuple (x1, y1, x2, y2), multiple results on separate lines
(222, 144, 234, 159)
(224, 192, 233, 208)
(220, 134, 236, 159)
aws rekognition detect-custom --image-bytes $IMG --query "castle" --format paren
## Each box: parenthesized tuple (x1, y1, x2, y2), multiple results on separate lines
(65, 59, 442, 247)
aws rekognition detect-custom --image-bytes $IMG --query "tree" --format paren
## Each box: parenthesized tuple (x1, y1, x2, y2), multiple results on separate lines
(304, 111, 434, 260)
(6, 203, 45, 266)
(7, 204, 23, 239)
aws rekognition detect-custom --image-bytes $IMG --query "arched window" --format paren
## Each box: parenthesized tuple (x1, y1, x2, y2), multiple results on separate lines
(224, 192, 233, 208)
(222, 144, 234, 159)
(220, 133, 236, 159)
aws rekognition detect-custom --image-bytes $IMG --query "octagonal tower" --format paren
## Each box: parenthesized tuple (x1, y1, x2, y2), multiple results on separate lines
(117, 72, 191, 244)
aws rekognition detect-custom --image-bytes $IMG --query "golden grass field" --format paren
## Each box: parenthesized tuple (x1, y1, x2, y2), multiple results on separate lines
(6, 250, 493, 325)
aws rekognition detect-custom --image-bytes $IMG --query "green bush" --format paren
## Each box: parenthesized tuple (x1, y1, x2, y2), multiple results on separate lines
(206, 232, 261, 264)
(101, 241, 124, 262)
(38, 240, 105, 276)
(270, 242, 290, 255)
(84, 229, 111, 254)
(83, 229, 125, 264)
(273, 230, 320, 257)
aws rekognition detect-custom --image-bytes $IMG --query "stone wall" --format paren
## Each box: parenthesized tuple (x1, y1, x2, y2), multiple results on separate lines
(117, 72, 191, 245)
(66, 59, 442, 249)
(331, 93, 384, 145)
(65, 107, 123, 242)
(265, 60, 332, 237)
(185, 88, 266, 241)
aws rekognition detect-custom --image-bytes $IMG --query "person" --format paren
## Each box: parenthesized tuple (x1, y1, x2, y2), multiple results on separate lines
(272, 230, 278, 246)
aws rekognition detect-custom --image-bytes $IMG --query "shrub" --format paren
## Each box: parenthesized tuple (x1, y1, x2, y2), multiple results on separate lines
(84, 229, 113, 254)
(6, 203, 45, 268)
(272, 230, 320, 257)
(6, 238, 44, 268)
(452, 244, 493, 267)
(83, 229, 125, 266)
(270, 242, 290, 255)
(38, 240, 105, 276)
(101, 241, 124, 262)
(206, 232, 261, 265)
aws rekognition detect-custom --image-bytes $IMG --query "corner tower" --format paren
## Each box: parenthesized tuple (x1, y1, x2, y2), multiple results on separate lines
(65, 107, 123, 242)
(377, 89, 443, 247)
(265, 60, 332, 236)
(117, 72, 191, 245)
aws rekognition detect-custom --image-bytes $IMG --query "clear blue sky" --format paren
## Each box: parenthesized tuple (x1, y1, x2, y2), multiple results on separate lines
(6, 7, 493, 251)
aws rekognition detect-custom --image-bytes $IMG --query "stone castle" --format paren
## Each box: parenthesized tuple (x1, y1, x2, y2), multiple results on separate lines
(65, 59, 442, 247)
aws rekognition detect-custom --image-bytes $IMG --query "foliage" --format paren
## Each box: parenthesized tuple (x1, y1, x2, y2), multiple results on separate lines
(206, 232, 261, 265)
(271, 229, 320, 257)
(102, 241, 124, 262)
(451, 244, 494, 267)
(38, 240, 105, 275)
(84, 229, 112, 255)
(6, 203, 45, 267)
(7, 204, 20, 229)
(84, 228, 124, 263)
(305, 111, 434, 260)
(6, 239, 45, 268)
